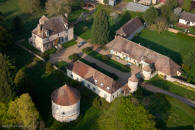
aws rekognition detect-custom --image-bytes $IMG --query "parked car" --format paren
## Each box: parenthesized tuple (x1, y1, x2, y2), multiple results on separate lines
(78, 41, 86, 48)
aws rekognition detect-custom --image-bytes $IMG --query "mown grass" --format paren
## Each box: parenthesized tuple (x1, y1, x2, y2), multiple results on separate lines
(147, 76, 195, 101)
(132, 29, 195, 83)
(141, 90, 195, 129)
(87, 51, 130, 72)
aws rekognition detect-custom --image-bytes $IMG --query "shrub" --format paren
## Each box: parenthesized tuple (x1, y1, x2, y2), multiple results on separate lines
(62, 40, 77, 49)
(187, 76, 192, 83)
(93, 96, 109, 109)
(45, 63, 53, 74)
(82, 47, 93, 54)
(68, 53, 80, 61)
(102, 55, 110, 61)
(42, 48, 56, 61)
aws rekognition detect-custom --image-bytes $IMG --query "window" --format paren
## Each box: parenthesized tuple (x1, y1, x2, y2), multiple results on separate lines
(100, 83, 104, 87)
(87, 84, 90, 88)
(70, 74, 73, 77)
(93, 87, 96, 91)
(62, 112, 65, 115)
(95, 80, 97, 83)
(106, 87, 110, 90)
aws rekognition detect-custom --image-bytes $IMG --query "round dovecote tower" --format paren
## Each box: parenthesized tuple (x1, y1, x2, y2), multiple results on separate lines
(128, 74, 139, 93)
(51, 85, 80, 122)
(142, 65, 152, 80)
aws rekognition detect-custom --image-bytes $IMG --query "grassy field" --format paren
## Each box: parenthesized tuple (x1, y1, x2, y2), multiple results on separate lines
(88, 51, 130, 72)
(132, 29, 195, 83)
(141, 90, 195, 129)
(147, 76, 195, 101)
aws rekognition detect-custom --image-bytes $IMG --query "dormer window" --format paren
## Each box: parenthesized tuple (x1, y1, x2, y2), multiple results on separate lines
(95, 80, 97, 83)
(64, 23, 68, 29)
(100, 83, 104, 87)
(106, 87, 110, 90)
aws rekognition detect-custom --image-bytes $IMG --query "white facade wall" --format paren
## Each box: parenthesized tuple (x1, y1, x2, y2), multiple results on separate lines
(31, 27, 74, 52)
(127, 26, 144, 40)
(179, 19, 195, 26)
(31, 34, 44, 52)
(142, 70, 152, 80)
(128, 81, 138, 93)
(110, 50, 139, 65)
(67, 69, 122, 103)
(52, 100, 80, 122)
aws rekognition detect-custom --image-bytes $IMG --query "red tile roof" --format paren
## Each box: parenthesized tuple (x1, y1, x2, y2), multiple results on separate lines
(51, 85, 80, 106)
(68, 61, 121, 94)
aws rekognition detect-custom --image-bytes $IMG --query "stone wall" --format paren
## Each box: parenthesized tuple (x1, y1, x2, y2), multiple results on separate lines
(166, 76, 195, 89)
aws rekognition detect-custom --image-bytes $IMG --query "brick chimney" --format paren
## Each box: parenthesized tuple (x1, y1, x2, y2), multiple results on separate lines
(37, 24, 42, 34)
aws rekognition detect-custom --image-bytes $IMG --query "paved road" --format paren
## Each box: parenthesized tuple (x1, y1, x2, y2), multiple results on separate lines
(142, 83, 195, 108)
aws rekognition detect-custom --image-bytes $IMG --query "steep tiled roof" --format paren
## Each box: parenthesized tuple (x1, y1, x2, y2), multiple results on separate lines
(116, 17, 143, 37)
(68, 61, 121, 94)
(32, 15, 72, 38)
(51, 85, 80, 106)
(180, 11, 195, 22)
(106, 36, 181, 76)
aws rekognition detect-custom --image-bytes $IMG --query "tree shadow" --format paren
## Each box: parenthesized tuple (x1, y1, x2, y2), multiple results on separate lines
(132, 37, 183, 65)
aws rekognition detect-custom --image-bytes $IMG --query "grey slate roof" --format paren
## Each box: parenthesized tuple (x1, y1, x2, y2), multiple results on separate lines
(180, 11, 195, 22)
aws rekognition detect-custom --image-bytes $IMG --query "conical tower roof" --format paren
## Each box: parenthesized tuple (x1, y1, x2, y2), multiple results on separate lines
(51, 85, 80, 106)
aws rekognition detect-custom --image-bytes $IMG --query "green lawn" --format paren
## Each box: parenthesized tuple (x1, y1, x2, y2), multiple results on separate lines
(80, 58, 119, 80)
(141, 92, 195, 129)
(132, 29, 195, 83)
(87, 51, 130, 72)
(147, 76, 195, 101)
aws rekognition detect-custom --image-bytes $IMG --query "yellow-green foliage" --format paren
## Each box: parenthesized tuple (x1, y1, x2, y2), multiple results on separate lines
(8, 93, 39, 129)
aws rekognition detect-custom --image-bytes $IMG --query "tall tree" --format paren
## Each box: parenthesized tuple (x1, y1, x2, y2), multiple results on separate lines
(98, 97, 156, 130)
(0, 26, 13, 51)
(0, 54, 15, 103)
(143, 7, 158, 25)
(91, 7, 110, 44)
(46, 0, 71, 17)
(8, 93, 39, 130)
(19, 0, 41, 14)
(182, 0, 192, 12)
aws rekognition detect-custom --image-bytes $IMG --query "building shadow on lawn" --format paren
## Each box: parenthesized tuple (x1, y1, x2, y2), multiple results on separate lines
(132, 37, 183, 65)
(140, 89, 172, 129)
(166, 125, 194, 130)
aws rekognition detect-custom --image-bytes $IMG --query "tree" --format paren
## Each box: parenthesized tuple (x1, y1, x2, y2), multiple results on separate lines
(143, 7, 158, 25)
(182, 0, 192, 12)
(70, 0, 84, 10)
(189, 26, 195, 34)
(154, 17, 168, 32)
(13, 16, 22, 32)
(0, 26, 13, 51)
(8, 93, 39, 130)
(45, 62, 53, 74)
(166, 0, 178, 9)
(46, 0, 71, 17)
(0, 54, 15, 103)
(18, 0, 41, 14)
(14, 67, 32, 94)
(91, 7, 110, 44)
(97, 97, 156, 130)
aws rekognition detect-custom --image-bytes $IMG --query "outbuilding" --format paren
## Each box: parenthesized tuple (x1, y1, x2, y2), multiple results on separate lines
(51, 85, 80, 122)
